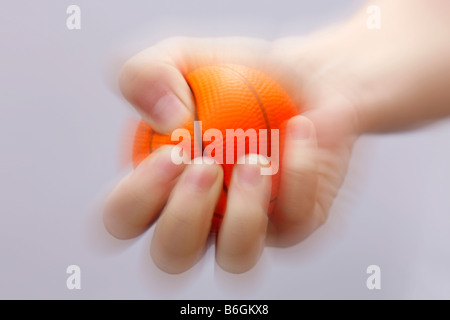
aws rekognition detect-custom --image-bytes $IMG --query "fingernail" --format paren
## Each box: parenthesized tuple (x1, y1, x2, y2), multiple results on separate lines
(152, 147, 185, 181)
(150, 92, 188, 129)
(184, 165, 218, 191)
(289, 116, 313, 140)
(237, 163, 263, 188)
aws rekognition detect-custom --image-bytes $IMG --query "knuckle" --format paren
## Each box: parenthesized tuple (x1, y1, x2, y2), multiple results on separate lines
(119, 59, 143, 92)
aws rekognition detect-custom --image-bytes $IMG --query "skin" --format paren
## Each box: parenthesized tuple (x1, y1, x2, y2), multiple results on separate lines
(103, 0, 450, 273)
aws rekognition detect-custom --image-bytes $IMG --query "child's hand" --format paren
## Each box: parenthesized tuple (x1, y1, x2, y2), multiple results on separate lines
(103, 0, 450, 273)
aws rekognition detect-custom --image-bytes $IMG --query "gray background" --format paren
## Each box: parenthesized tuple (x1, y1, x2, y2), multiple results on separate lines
(1, 0, 449, 299)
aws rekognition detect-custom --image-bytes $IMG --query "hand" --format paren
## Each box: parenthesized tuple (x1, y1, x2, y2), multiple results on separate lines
(103, 0, 450, 274)
(102, 36, 357, 274)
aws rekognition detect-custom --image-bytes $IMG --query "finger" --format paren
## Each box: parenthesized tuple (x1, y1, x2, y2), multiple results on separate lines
(118, 37, 272, 134)
(216, 155, 271, 274)
(103, 146, 185, 239)
(151, 160, 223, 274)
(267, 115, 320, 247)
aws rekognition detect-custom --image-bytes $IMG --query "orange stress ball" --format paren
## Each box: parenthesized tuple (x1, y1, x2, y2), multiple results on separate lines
(132, 64, 299, 233)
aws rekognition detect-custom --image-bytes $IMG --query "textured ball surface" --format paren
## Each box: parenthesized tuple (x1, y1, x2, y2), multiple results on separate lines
(132, 64, 299, 233)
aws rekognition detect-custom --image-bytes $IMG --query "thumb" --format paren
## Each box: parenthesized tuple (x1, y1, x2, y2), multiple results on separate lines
(118, 37, 273, 134)
(119, 39, 194, 134)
